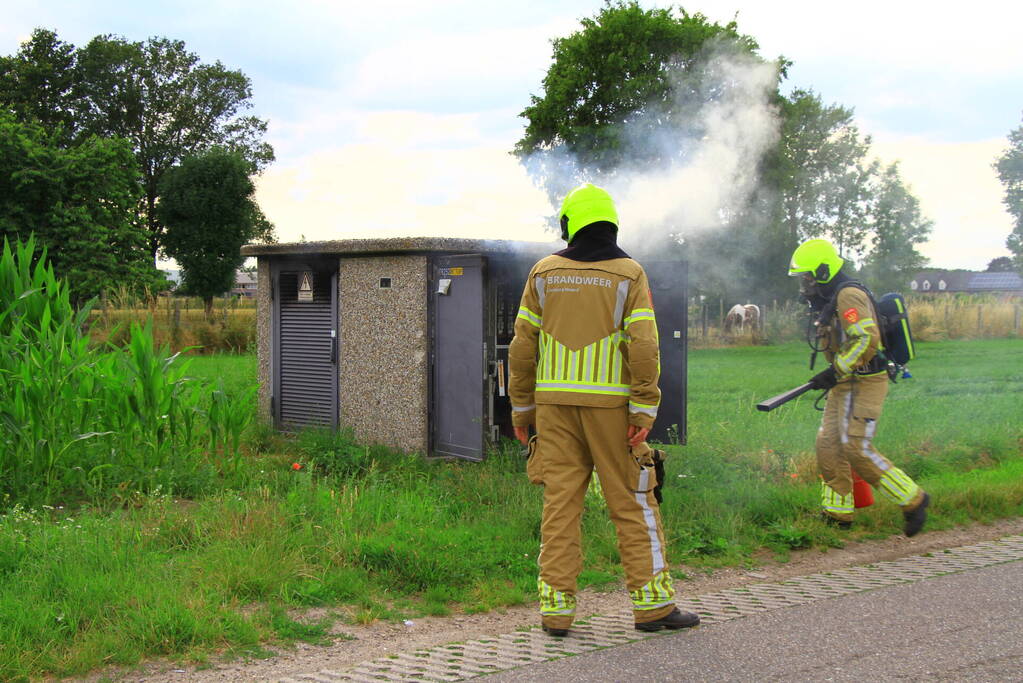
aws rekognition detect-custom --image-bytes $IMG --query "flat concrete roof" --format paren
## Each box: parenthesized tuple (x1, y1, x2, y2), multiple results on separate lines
(241, 237, 559, 258)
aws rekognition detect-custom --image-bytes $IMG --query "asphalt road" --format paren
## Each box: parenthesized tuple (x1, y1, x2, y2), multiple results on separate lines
(484, 559, 1023, 682)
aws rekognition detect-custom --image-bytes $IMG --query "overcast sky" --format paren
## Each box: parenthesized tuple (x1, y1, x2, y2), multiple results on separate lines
(3, 0, 1021, 270)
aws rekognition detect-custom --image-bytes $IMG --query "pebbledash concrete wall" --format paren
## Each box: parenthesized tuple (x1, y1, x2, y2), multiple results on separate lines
(256, 257, 273, 420)
(251, 253, 429, 453)
(338, 255, 429, 454)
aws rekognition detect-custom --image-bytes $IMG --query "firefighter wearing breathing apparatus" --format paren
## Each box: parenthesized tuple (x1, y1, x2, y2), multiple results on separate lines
(508, 183, 698, 637)
(789, 239, 930, 536)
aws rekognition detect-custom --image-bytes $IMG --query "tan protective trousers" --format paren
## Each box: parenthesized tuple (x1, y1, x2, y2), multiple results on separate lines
(530, 404, 675, 629)
(817, 373, 925, 522)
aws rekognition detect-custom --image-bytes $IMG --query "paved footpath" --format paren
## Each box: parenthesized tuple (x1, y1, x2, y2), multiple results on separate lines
(281, 536, 1023, 682)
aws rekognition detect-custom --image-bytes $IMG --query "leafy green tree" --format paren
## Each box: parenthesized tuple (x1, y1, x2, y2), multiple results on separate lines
(515, 0, 762, 200)
(156, 148, 274, 317)
(0, 29, 274, 262)
(514, 1, 782, 303)
(994, 116, 1023, 271)
(0, 112, 155, 303)
(986, 256, 1014, 272)
(0, 29, 81, 143)
(860, 163, 931, 294)
(776, 90, 876, 257)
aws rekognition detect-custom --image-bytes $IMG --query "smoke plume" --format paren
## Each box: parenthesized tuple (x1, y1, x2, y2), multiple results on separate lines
(522, 42, 781, 257)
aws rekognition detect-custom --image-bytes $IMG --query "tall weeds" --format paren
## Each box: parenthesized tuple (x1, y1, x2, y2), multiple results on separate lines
(0, 237, 256, 507)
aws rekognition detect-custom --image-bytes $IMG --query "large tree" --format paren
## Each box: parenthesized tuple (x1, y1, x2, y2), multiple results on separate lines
(0, 29, 80, 142)
(515, 1, 763, 201)
(156, 149, 274, 317)
(0, 112, 155, 303)
(859, 163, 931, 294)
(514, 1, 783, 302)
(994, 115, 1023, 271)
(774, 90, 877, 256)
(0, 29, 274, 262)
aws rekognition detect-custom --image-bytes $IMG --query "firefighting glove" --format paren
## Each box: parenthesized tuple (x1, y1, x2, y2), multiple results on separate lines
(809, 365, 838, 390)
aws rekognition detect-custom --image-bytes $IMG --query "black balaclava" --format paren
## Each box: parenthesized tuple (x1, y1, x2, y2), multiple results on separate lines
(816, 267, 852, 300)
(554, 221, 630, 262)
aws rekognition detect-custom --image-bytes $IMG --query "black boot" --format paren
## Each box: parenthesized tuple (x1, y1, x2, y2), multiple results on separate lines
(903, 492, 930, 537)
(821, 513, 852, 530)
(635, 607, 700, 632)
(542, 624, 569, 637)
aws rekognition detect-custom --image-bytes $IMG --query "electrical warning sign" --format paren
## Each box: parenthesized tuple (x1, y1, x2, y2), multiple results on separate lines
(298, 272, 314, 302)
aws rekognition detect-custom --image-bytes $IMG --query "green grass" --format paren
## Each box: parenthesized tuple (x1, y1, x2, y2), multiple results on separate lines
(186, 353, 258, 397)
(1, 339, 1021, 680)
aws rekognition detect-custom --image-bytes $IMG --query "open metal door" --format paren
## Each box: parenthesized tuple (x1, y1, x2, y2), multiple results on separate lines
(272, 262, 339, 429)
(430, 254, 487, 460)
(646, 260, 688, 445)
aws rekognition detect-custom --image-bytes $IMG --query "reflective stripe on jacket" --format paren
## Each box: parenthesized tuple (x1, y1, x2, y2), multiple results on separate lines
(821, 285, 883, 377)
(508, 255, 660, 428)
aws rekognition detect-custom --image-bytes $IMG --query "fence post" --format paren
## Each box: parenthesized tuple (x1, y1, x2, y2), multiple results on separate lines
(702, 304, 708, 338)
(977, 305, 983, 336)
(1015, 305, 1021, 335)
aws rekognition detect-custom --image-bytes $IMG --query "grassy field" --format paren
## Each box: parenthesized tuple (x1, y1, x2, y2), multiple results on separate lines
(1, 339, 1021, 680)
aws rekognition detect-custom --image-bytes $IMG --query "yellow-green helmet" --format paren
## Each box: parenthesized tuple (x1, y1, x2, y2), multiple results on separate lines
(559, 183, 618, 243)
(788, 239, 844, 283)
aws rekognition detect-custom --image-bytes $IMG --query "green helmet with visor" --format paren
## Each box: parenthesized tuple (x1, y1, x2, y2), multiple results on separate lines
(559, 183, 619, 243)
(788, 238, 845, 284)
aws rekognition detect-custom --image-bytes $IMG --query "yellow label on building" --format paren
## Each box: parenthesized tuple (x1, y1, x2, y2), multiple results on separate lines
(449, 267, 463, 276)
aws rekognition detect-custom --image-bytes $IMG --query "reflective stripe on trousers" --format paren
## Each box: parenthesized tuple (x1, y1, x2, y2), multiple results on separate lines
(630, 570, 675, 611)
(876, 466, 919, 506)
(821, 481, 854, 516)
(538, 577, 576, 616)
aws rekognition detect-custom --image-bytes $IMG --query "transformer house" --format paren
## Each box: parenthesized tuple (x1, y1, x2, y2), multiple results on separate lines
(242, 238, 688, 461)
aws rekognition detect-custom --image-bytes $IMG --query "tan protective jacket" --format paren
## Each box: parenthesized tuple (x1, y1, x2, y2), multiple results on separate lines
(508, 255, 660, 429)
(819, 285, 883, 377)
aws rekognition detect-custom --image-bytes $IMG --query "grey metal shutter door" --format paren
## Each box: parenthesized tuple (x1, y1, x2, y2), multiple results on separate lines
(278, 270, 338, 428)
(431, 255, 486, 460)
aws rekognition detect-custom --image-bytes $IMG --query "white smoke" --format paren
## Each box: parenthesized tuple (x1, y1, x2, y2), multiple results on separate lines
(522, 44, 781, 251)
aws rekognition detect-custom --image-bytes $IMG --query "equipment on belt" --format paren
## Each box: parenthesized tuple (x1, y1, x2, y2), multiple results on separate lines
(631, 444, 669, 502)
(651, 448, 667, 504)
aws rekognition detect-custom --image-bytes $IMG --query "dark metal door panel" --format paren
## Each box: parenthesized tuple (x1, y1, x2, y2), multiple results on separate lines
(431, 254, 486, 460)
(275, 267, 338, 429)
(645, 260, 688, 445)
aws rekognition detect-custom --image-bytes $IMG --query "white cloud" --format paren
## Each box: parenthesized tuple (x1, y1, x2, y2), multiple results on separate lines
(717, 1, 1023, 77)
(255, 111, 554, 243)
(345, 19, 570, 110)
(870, 135, 1014, 269)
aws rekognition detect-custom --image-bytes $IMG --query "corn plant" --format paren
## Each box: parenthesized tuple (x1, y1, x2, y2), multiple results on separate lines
(0, 236, 257, 507)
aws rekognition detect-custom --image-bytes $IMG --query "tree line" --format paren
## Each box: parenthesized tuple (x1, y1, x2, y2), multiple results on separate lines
(514, 2, 934, 302)
(0, 29, 274, 312)
(995, 115, 1023, 274)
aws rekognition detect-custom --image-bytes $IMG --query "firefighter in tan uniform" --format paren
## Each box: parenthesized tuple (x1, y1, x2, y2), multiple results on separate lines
(509, 183, 699, 637)
(790, 239, 930, 535)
